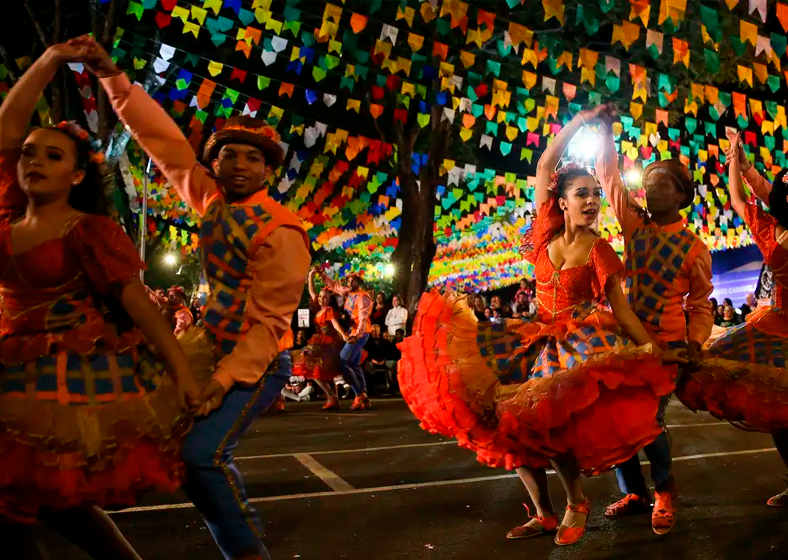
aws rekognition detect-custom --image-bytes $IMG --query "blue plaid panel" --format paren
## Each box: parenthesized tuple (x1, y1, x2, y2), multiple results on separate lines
(625, 226, 698, 328)
(709, 323, 788, 367)
(199, 200, 275, 357)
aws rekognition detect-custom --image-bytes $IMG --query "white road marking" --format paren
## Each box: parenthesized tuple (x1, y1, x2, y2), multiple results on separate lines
(236, 440, 455, 460)
(236, 422, 732, 461)
(293, 453, 355, 492)
(113, 447, 777, 514)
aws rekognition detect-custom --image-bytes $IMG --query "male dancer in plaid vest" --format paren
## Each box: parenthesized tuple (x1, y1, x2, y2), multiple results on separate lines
(83, 38, 310, 560)
(596, 115, 713, 535)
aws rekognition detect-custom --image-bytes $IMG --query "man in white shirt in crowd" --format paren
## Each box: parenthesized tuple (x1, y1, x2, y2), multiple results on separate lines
(512, 292, 536, 319)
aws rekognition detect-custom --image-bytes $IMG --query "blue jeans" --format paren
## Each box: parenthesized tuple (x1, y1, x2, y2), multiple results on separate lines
(182, 351, 291, 560)
(614, 341, 685, 497)
(615, 395, 672, 497)
(340, 334, 369, 396)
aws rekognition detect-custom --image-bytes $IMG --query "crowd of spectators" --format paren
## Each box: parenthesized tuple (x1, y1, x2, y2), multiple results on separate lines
(710, 294, 757, 328)
(469, 278, 538, 324)
(291, 289, 408, 398)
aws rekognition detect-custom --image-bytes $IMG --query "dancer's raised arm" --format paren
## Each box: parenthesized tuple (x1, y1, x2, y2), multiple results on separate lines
(535, 104, 611, 209)
(724, 129, 771, 203)
(727, 133, 748, 219)
(0, 44, 85, 149)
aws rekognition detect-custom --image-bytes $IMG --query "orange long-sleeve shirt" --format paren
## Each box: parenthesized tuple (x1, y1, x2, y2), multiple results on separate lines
(742, 166, 772, 204)
(101, 73, 310, 391)
(596, 137, 713, 346)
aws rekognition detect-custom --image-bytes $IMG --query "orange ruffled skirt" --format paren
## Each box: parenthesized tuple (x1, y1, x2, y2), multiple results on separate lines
(676, 306, 788, 432)
(292, 333, 344, 382)
(399, 291, 676, 474)
(0, 327, 215, 524)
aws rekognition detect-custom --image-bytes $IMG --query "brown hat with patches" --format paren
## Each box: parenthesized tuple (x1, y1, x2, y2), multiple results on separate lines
(642, 159, 695, 209)
(202, 116, 285, 167)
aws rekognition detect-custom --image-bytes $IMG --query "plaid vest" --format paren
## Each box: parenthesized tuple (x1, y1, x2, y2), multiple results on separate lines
(623, 224, 700, 331)
(199, 195, 306, 357)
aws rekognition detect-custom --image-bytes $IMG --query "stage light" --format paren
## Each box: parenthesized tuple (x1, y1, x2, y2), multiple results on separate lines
(567, 128, 601, 161)
(625, 169, 642, 185)
(163, 253, 178, 266)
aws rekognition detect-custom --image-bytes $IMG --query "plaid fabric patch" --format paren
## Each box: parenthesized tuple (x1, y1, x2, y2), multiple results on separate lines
(476, 317, 627, 384)
(200, 201, 274, 357)
(624, 226, 697, 328)
(0, 347, 162, 405)
(707, 322, 788, 368)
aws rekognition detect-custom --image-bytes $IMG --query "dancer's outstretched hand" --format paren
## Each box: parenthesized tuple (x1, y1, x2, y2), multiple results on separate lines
(46, 42, 91, 64)
(191, 379, 228, 417)
(723, 130, 752, 171)
(660, 349, 689, 365)
(66, 35, 121, 78)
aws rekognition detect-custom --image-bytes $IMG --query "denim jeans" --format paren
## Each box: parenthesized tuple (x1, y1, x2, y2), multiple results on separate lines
(615, 394, 672, 497)
(181, 351, 291, 560)
(614, 340, 685, 497)
(339, 333, 369, 396)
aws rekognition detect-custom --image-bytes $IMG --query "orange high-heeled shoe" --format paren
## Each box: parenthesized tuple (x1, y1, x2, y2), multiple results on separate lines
(554, 499, 591, 546)
(506, 503, 559, 539)
(322, 398, 340, 411)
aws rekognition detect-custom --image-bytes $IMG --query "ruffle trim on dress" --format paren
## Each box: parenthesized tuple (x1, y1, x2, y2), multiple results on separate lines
(0, 323, 146, 365)
(399, 290, 676, 474)
(497, 345, 674, 474)
(676, 356, 788, 433)
(0, 326, 217, 523)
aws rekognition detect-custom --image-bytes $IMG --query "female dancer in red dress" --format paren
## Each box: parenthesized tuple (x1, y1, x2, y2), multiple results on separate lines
(677, 133, 788, 506)
(292, 268, 349, 410)
(399, 106, 682, 546)
(0, 44, 199, 559)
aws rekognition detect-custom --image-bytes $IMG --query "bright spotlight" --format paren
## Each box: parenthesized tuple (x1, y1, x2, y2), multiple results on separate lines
(384, 263, 395, 278)
(567, 128, 601, 161)
(625, 169, 642, 185)
(163, 253, 178, 266)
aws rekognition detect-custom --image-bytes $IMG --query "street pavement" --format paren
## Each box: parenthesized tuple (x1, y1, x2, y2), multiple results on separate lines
(45, 398, 788, 560)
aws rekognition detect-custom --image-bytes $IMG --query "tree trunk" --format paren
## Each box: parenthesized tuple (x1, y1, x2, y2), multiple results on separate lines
(390, 110, 450, 322)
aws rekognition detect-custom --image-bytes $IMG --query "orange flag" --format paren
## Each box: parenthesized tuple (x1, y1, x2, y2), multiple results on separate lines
(778, 3, 788, 32)
(672, 38, 689, 67)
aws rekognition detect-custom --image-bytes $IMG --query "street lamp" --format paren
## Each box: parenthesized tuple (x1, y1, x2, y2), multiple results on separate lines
(384, 263, 395, 278)
(163, 253, 178, 266)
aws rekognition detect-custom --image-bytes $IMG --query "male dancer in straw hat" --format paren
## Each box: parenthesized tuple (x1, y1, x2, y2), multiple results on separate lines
(595, 111, 713, 536)
(596, 107, 713, 535)
(78, 37, 310, 560)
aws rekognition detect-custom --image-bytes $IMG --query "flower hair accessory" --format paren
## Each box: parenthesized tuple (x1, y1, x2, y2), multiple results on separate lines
(53, 121, 105, 167)
(550, 162, 592, 192)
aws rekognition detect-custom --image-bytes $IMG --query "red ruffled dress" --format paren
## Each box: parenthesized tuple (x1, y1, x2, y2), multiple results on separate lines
(292, 307, 344, 382)
(0, 151, 190, 523)
(399, 198, 676, 474)
(677, 204, 788, 432)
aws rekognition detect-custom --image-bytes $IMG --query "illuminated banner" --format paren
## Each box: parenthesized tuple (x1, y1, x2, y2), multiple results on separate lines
(710, 267, 761, 306)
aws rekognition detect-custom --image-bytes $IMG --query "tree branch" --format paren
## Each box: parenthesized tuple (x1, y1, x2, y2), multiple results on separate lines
(23, 0, 49, 47)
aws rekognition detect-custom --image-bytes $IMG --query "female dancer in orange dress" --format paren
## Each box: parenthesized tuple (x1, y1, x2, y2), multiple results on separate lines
(292, 268, 349, 410)
(0, 44, 199, 559)
(677, 133, 788, 507)
(399, 106, 682, 547)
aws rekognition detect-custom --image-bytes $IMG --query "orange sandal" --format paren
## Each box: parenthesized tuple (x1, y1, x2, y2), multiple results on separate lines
(767, 487, 788, 507)
(506, 504, 559, 540)
(555, 499, 591, 546)
(605, 493, 651, 517)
